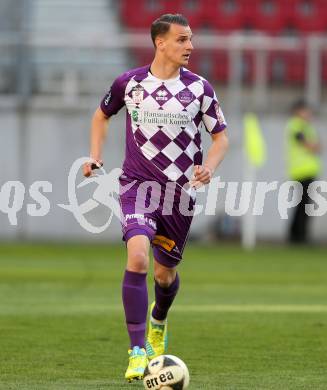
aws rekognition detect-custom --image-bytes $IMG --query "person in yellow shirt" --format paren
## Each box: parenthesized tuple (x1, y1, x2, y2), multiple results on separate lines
(286, 99, 322, 244)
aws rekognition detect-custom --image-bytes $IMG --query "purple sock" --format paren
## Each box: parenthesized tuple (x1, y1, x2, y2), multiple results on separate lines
(122, 270, 148, 349)
(152, 273, 180, 321)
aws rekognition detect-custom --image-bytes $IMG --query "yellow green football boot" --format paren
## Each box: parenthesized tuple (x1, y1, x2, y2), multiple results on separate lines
(146, 302, 168, 360)
(125, 346, 148, 382)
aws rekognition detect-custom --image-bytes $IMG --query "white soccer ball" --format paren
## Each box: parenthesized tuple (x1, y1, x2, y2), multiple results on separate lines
(143, 354, 190, 390)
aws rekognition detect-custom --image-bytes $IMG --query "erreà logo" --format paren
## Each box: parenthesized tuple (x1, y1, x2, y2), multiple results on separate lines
(156, 89, 168, 101)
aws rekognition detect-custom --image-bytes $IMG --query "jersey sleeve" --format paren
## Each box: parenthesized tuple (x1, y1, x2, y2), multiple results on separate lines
(201, 79, 227, 134)
(100, 73, 127, 117)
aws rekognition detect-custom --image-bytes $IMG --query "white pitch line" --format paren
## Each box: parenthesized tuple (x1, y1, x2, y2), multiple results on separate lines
(172, 304, 327, 313)
(2, 304, 327, 315)
(73, 304, 327, 313)
(103, 304, 327, 313)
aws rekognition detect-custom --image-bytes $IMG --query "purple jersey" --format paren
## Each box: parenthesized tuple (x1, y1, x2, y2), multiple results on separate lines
(100, 65, 226, 187)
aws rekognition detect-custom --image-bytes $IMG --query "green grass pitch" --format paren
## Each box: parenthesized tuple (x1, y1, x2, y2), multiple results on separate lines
(0, 243, 327, 389)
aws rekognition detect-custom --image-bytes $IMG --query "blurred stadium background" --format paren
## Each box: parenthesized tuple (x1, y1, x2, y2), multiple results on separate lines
(1, 2, 327, 389)
(0, 0, 327, 243)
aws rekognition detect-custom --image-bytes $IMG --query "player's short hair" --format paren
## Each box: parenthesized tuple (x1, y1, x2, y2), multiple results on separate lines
(151, 14, 189, 47)
(291, 98, 310, 113)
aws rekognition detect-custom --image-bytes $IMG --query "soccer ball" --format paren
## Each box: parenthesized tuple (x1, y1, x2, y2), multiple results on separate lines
(143, 354, 190, 389)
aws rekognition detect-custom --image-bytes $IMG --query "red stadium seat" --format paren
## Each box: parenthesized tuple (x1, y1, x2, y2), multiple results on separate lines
(185, 51, 204, 77)
(289, 0, 327, 32)
(187, 50, 216, 79)
(212, 50, 255, 84)
(321, 50, 327, 83)
(120, 0, 208, 30)
(160, 0, 185, 14)
(242, 50, 256, 83)
(249, 0, 292, 33)
(130, 48, 153, 68)
(122, 0, 324, 86)
(171, 0, 208, 30)
(205, 0, 249, 32)
(268, 50, 306, 84)
(120, 0, 147, 29)
(212, 50, 229, 82)
(120, 0, 167, 29)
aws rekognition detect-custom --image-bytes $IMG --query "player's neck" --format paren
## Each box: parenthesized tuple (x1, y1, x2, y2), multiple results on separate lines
(150, 58, 180, 80)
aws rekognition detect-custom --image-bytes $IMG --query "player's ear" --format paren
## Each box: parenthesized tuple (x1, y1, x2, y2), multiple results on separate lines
(155, 35, 165, 51)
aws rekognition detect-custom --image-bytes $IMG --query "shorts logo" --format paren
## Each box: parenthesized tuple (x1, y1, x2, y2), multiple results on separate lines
(178, 90, 194, 104)
(125, 214, 157, 229)
(156, 89, 168, 101)
(152, 235, 176, 252)
(132, 86, 144, 104)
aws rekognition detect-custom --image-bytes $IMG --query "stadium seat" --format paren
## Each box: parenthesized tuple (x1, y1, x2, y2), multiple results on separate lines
(212, 50, 256, 84)
(120, 0, 166, 29)
(187, 50, 215, 79)
(242, 50, 256, 83)
(130, 48, 153, 68)
(129, 50, 215, 82)
(249, 0, 292, 33)
(212, 50, 229, 82)
(268, 51, 306, 84)
(289, 0, 327, 32)
(321, 50, 327, 83)
(205, 0, 249, 32)
(120, 0, 207, 29)
(120, 0, 321, 86)
(176, 0, 208, 30)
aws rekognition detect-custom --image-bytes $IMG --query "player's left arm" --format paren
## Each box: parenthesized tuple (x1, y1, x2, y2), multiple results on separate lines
(190, 130, 229, 188)
(190, 79, 229, 188)
(295, 131, 321, 154)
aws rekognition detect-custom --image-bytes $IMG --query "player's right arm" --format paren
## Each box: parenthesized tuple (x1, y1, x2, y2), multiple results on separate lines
(83, 108, 110, 177)
(83, 72, 127, 177)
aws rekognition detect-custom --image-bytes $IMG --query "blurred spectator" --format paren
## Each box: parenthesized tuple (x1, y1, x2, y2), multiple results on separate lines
(286, 99, 322, 244)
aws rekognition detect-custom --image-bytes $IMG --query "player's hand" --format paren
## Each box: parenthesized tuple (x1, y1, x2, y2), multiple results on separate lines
(189, 165, 213, 189)
(83, 158, 103, 177)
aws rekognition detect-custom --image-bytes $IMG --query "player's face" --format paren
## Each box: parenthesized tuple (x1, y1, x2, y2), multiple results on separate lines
(297, 108, 312, 122)
(159, 24, 194, 66)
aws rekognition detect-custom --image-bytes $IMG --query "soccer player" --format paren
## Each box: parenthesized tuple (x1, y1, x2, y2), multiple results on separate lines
(83, 14, 229, 382)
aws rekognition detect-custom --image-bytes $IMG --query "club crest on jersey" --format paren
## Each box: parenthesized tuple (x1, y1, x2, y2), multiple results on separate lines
(156, 89, 168, 101)
(132, 86, 144, 104)
(178, 89, 194, 104)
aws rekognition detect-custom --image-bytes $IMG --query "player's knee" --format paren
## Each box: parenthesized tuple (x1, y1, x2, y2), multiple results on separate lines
(154, 271, 176, 288)
(127, 251, 149, 273)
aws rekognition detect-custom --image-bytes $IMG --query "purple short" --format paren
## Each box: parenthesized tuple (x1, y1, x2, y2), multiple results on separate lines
(119, 175, 195, 268)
